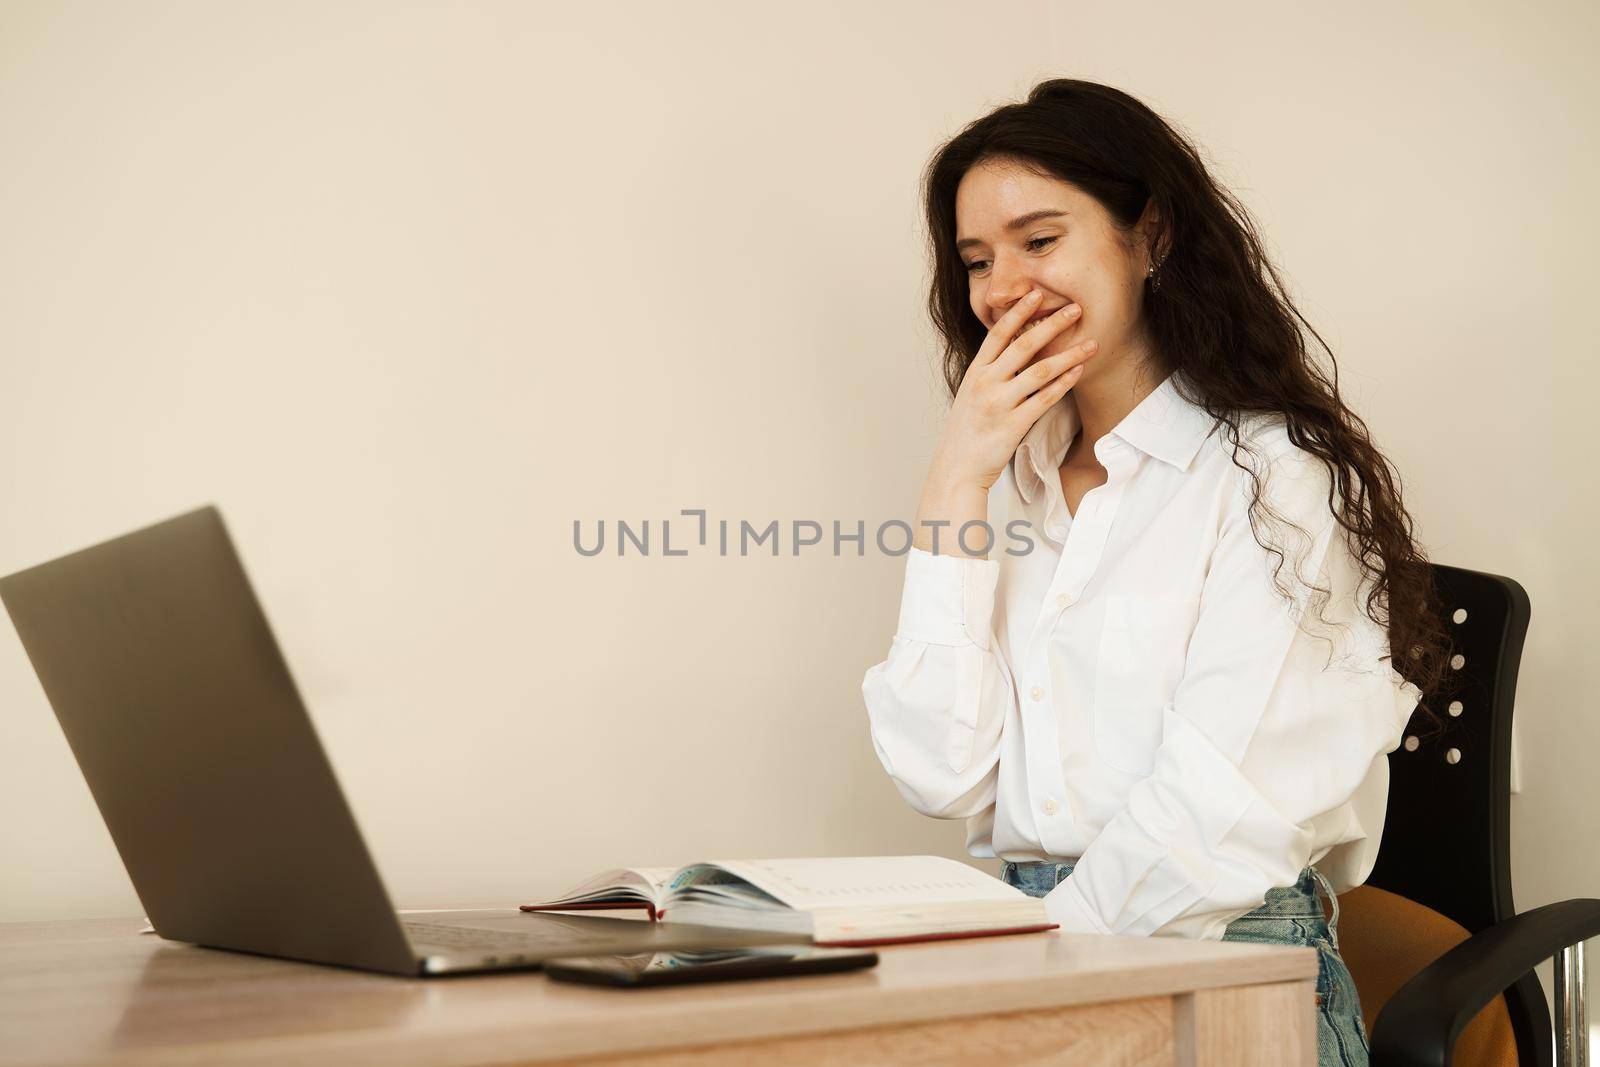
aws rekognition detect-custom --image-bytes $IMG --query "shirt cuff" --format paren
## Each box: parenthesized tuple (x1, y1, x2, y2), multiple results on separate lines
(1043, 876, 1112, 935)
(894, 546, 1000, 650)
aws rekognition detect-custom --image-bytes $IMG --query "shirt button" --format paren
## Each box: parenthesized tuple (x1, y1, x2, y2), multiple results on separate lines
(1042, 798, 1059, 815)
(1029, 686, 1045, 701)
(1056, 593, 1072, 608)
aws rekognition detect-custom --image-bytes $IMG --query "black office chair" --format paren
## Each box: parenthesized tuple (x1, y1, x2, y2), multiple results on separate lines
(1330, 563, 1599, 1067)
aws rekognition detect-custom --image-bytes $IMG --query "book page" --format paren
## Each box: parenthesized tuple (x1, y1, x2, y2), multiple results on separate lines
(665, 864, 785, 912)
(622, 866, 680, 899)
(536, 865, 680, 907)
(697, 856, 1019, 911)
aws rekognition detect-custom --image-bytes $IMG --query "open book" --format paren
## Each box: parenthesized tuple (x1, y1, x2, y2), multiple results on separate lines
(519, 855, 1058, 947)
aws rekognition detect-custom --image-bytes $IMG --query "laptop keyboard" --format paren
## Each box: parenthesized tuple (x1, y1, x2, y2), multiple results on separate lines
(401, 921, 599, 951)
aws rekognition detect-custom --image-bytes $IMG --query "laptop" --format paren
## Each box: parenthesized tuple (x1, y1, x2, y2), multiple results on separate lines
(0, 504, 793, 976)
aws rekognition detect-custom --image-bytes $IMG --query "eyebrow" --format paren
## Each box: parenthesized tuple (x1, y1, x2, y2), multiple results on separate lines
(955, 209, 1070, 254)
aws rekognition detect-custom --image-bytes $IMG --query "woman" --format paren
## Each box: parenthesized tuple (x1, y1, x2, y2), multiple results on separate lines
(861, 79, 1452, 1067)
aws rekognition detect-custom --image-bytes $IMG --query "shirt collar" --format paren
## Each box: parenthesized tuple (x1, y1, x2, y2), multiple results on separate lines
(1011, 371, 1220, 504)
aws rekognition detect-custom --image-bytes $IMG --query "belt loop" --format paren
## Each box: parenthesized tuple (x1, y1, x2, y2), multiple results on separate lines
(1310, 867, 1341, 949)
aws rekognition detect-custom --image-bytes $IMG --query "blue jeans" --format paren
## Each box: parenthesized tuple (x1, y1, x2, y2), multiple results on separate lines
(1001, 859, 1370, 1067)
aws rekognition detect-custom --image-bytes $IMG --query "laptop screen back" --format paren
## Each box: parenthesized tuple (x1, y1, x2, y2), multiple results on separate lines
(0, 506, 415, 973)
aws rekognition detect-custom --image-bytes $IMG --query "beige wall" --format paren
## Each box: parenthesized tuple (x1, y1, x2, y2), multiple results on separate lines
(0, 0, 1055, 919)
(2, 0, 1594, 1027)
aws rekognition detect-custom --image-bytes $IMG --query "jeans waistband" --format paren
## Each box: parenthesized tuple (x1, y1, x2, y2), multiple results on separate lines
(1002, 859, 1342, 933)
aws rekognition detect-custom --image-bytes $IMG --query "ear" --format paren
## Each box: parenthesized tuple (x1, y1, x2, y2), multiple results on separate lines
(1135, 197, 1170, 267)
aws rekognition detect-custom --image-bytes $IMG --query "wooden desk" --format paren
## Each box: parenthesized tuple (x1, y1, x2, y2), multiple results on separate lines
(0, 913, 1319, 1066)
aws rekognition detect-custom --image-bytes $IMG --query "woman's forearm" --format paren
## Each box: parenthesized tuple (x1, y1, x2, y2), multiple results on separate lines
(913, 477, 991, 557)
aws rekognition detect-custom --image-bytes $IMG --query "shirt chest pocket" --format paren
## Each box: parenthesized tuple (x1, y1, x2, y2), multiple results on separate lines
(1093, 594, 1201, 776)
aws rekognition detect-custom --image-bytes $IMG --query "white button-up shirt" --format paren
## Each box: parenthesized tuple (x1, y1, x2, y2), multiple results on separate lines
(861, 371, 1423, 940)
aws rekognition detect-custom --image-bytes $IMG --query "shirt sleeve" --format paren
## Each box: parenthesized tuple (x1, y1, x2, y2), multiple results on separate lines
(860, 546, 1014, 820)
(1043, 445, 1422, 939)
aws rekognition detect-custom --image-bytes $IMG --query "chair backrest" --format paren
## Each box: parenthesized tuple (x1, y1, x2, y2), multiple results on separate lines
(1365, 562, 1549, 1067)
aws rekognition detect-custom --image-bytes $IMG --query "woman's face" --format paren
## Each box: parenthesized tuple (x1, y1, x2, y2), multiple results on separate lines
(954, 158, 1155, 373)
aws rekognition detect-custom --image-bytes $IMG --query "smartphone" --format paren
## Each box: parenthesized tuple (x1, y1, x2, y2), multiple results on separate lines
(542, 944, 879, 988)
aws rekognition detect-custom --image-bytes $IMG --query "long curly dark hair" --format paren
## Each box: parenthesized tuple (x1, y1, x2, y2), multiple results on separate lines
(921, 78, 1449, 736)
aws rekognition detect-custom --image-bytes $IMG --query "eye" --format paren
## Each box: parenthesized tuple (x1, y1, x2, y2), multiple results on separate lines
(963, 236, 1058, 274)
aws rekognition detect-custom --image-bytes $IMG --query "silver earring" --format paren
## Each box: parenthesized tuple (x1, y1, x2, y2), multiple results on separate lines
(1146, 259, 1163, 293)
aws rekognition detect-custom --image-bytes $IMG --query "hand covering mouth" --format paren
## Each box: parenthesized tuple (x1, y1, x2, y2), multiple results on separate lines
(1018, 306, 1072, 335)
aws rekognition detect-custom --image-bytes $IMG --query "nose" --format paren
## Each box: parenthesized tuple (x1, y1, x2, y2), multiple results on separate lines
(983, 257, 1037, 322)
